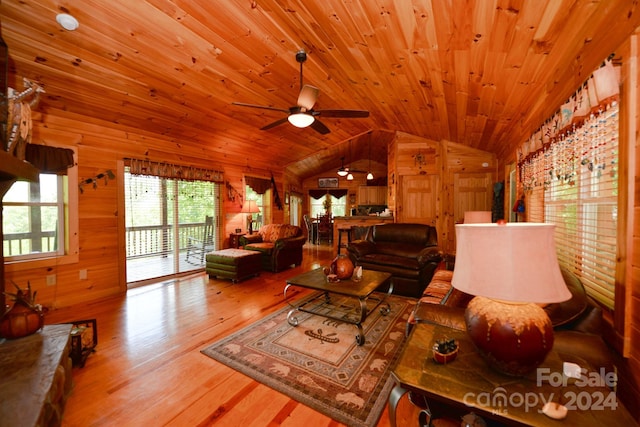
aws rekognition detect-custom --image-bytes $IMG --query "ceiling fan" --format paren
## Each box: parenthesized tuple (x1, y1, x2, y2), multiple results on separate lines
(232, 50, 369, 134)
(336, 156, 372, 180)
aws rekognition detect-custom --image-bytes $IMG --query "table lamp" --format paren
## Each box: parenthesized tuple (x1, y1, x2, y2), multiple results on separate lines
(463, 210, 492, 223)
(241, 200, 260, 234)
(452, 223, 571, 376)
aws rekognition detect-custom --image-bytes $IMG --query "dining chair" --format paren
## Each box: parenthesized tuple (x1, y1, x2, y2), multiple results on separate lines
(316, 214, 332, 245)
(303, 214, 316, 244)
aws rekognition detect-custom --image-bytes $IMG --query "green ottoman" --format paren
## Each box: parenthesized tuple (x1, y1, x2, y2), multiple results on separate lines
(205, 248, 261, 283)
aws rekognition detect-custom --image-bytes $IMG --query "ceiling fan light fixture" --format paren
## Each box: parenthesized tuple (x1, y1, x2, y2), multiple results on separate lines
(347, 173, 354, 181)
(337, 156, 349, 177)
(366, 172, 374, 180)
(288, 112, 314, 128)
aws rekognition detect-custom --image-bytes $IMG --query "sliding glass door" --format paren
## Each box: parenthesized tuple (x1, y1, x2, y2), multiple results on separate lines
(124, 169, 221, 284)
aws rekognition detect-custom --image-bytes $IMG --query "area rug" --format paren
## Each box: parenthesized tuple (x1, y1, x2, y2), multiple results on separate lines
(201, 292, 415, 427)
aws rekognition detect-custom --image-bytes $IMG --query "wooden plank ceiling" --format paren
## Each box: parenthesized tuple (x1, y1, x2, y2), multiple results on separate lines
(2, 0, 639, 179)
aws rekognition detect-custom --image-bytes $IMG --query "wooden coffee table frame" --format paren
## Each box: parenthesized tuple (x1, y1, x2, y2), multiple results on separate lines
(284, 268, 393, 346)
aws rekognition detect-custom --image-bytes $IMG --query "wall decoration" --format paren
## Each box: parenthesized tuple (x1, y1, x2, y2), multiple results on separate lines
(413, 151, 426, 168)
(225, 181, 242, 204)
(79, 169, 115, 194)
(271, 172, 283, 210)
(318, 177, 339, 188)
(5, 78, 45, 158)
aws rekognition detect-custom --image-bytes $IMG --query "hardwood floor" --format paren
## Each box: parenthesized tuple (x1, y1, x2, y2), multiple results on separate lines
(44, 243, 420, 427)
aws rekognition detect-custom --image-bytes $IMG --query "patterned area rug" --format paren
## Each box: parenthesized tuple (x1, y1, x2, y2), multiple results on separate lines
(201, 292, 415, 427)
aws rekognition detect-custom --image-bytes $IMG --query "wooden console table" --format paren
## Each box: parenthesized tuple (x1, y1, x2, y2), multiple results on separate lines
(390, 322, 635, 426)
(0, 324, 73, 427)
(331, 216, 394, 254)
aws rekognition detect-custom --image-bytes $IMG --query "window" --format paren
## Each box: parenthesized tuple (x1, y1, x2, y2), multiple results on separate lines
(245, 176, 273, 229)
(310, 194, 347, 218)
(3, 173, 68, 261)
(522, 103, 619, 309)
(309, 189, 348, 218)
(245, 186, 268, 229)
(124, 166, 222, 283)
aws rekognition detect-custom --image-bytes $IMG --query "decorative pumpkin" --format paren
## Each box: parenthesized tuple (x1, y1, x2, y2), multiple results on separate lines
(331, 255, 355, 280)
(1, 281, 44, 339)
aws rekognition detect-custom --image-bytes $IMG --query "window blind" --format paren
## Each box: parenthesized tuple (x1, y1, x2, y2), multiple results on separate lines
(522, 103, 619, 308)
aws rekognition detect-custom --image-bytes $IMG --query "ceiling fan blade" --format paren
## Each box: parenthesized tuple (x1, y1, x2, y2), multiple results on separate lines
(317, 109, 370, 118)
(260, 117, 289, 131)
(309, 119, 330, 134)
(297, 85, 319, 110)
(232, 102, 290, 114)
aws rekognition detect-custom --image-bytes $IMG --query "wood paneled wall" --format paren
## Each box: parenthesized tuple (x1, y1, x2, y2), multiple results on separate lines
(387, 131, 498, 253)
(4, 110, 285, 309)
(616, 30, 640, 419)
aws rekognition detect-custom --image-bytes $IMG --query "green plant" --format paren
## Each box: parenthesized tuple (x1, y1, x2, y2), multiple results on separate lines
(322, 195, 332, 213)
(434, 338, 458, 354)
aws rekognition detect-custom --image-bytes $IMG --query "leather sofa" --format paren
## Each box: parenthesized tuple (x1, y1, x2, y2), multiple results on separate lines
(346, 223, 442, 298)
(409, 264, 617, 374)
(239, 224, 306, 272)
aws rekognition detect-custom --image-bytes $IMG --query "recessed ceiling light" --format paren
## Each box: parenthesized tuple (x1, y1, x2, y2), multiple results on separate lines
(56, 13, 79, 31)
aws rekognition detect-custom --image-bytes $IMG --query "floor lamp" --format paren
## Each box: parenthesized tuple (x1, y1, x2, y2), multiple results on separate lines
(241, 200, 260, 234)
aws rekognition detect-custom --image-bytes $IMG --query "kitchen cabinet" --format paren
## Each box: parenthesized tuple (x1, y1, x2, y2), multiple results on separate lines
(358, 186, 387, 205)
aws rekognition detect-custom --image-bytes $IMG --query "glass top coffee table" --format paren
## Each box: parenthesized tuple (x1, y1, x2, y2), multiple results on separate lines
(284, 268, 393, 346)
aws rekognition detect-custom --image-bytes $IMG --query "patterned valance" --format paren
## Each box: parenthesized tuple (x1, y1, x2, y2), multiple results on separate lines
(517, 59, 619, 164)
(125, 158, 223, 183)
(245, 176, 271, 194)
(309, 189, 348, 200)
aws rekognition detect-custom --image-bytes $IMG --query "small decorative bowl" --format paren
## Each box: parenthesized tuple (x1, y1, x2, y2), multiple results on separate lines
(326, 274, 339, 283)
(432, 341, 459, 364)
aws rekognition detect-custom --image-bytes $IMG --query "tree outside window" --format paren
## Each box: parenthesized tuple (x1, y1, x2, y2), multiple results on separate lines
(3, 174, 66, 260)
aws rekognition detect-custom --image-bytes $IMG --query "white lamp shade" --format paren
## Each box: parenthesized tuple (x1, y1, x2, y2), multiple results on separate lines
(287, 113, 314, 128)
(464, 211, 492, 223)
(452, 223, 571, 303)
(241, 200, 260, 213)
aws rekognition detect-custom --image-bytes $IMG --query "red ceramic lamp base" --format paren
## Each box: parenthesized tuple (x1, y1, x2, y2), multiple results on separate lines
(464, 296, 554, 377)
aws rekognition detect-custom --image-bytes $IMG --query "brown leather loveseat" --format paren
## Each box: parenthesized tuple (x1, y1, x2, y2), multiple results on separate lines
(346, 223, 442, 298)
(239, 224, 306, 272)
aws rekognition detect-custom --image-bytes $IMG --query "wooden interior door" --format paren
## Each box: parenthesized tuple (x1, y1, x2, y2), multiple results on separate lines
(453, 173, 493, 222)
(400, 174, 439, 225)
